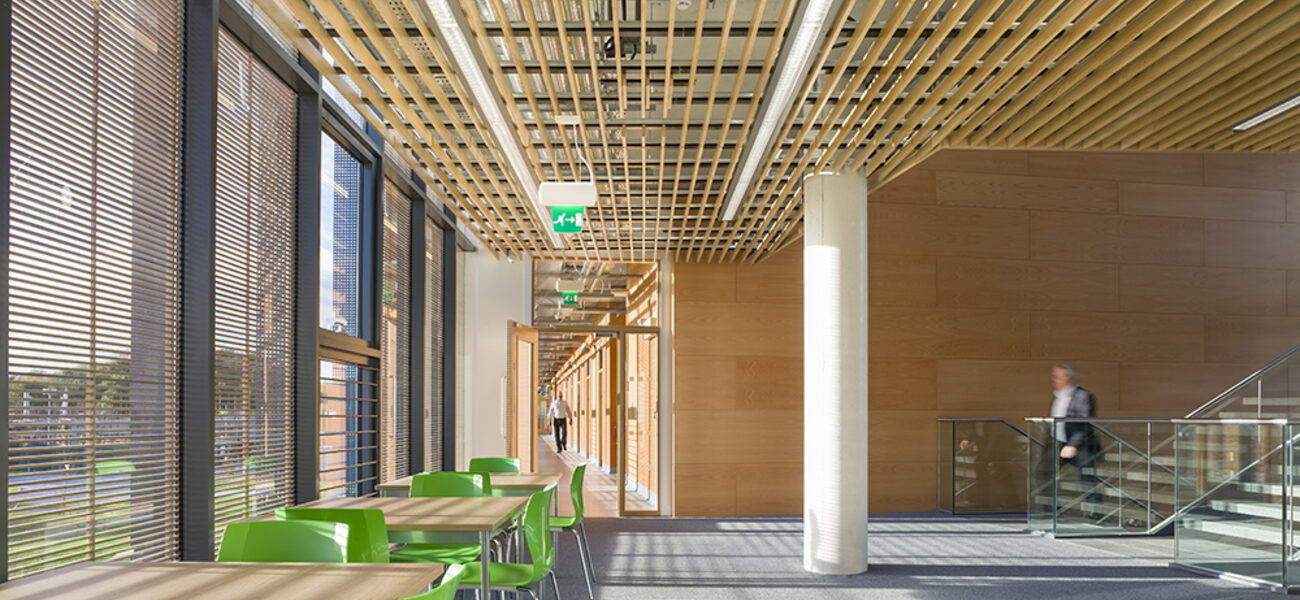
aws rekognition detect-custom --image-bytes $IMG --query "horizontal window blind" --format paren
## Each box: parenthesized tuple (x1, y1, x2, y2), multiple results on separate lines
(212, 28, 298, 542)
(380, 181, 411, 483)
(8, 0, 184, 578)
(424, 217, 444, 472)
(319, 359, 378, 498)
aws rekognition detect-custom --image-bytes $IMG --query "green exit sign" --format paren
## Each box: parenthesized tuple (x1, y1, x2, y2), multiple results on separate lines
(562, 292, 578, 305)
(550, 206, 585, 233)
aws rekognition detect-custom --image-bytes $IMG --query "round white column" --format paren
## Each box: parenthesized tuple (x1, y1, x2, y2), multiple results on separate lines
(803, 173, 869, 575)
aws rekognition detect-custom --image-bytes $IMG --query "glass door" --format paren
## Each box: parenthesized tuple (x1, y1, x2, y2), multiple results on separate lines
(620, 332, 660, 515)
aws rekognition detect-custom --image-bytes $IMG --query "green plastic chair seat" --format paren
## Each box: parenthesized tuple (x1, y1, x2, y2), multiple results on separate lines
(457, 488, 555, 594)
(551, 514, 578, 529)
(389, 542, 483, 564)
(457, 560, 537, 586)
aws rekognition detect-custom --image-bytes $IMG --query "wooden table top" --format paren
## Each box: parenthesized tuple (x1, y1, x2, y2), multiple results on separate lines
(298, 496, 528, 531)
(0, 561, 443, 600)
(376, 472, 562, 493)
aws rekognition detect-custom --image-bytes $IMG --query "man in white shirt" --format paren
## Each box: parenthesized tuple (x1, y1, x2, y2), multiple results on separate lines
(547, 393, 574, 452)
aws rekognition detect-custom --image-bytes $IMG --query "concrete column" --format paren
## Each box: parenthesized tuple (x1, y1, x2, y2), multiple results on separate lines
(803, 173, 869, 575)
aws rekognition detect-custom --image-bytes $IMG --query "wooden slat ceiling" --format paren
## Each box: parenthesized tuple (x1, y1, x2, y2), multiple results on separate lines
(256, 0, 1300, 263)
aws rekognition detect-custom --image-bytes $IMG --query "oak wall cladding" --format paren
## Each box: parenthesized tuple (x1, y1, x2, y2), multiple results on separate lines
(671, 149, 1300, 516)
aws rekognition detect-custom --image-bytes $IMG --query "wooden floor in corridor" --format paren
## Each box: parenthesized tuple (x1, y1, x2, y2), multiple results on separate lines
(536, 435, 654, 517)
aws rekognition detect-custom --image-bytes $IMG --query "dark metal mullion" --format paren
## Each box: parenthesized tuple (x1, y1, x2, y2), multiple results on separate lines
(358, 145, 383, 497)
(293, 56, 323, 505)
(441, 205, 458, 470)
(408, 194, 427, 475)
(0, 0, 11, 580)
(179, 0, 219, 562)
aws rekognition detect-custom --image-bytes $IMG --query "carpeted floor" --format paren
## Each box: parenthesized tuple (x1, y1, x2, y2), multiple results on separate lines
(541, 512, 1269, 599)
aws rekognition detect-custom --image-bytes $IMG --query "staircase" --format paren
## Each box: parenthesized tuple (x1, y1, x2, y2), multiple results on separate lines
(942, 345, 1300, 589)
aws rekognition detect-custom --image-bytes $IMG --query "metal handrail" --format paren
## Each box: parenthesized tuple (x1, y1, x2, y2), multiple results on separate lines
(939, 417, 1045, 447)
(1184, 344, 1300, 418)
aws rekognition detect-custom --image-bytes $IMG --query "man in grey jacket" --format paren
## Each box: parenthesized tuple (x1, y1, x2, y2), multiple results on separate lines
(1033, 364, 1104, 522)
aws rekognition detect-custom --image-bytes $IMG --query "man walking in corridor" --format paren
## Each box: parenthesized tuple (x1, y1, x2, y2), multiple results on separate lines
(548, 392, 573, 452)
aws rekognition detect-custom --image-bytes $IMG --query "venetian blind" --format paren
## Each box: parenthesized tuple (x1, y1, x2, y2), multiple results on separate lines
(8, 0, 184, 578)
(424, 217, 444, 471)
(380, 180, 411, 482)
(212, 28, 298, 541)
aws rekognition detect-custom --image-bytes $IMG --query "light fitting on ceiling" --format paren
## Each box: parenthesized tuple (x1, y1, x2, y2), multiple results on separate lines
(540, 115, 598, 207)
(423, 0, 563, 249)
(720, 0, 838, 221)
(1231, 92, 1300, 131)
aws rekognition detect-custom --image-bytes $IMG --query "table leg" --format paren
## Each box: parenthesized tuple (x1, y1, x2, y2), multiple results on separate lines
(480, 530, 491, 600)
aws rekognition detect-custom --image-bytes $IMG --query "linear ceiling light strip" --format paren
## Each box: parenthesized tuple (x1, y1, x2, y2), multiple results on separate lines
(425, 0, 564, 250)
(719, 0, 838, 222)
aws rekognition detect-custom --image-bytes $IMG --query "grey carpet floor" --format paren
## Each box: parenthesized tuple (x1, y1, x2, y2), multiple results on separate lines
(540, 512, 1270, 599)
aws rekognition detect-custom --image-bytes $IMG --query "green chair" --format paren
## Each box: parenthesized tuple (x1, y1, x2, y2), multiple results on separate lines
(400, 563, 466, 600)
(551, 463, 596, 599)
(411, 471, 491, 497)
(468, 457, 521, 474)
(275, 507, 390, 563)
(277, 506, 483, 565)
(217, 520, 348, 563)
(459, 488, 557, 600)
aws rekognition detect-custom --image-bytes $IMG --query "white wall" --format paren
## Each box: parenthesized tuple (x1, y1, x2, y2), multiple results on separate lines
(455, 250, 531, 468)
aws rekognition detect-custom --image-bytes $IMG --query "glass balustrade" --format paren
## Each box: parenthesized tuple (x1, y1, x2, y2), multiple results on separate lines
(1173, 419, 1298, 589)
(1025, 418, 1179, 537)
(937, 419, 1032, 514)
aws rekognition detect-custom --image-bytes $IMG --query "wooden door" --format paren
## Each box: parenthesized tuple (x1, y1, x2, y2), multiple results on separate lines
(507, 321, 539, 471)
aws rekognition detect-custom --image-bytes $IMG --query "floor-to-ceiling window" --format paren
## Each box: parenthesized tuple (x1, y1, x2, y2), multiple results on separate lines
(211, 28, 298, 541)
(7, 0, 184, 576)
(317, 132, 378, 498)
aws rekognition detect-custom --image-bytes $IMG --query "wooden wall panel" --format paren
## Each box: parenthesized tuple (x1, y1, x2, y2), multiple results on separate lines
(671, 149, 1300, 516)
(937, 257, 1118, 312)
(1119, 182, 1285, 221)
(1026, 151, 1203, 185)
(936, 172, 1119, 213)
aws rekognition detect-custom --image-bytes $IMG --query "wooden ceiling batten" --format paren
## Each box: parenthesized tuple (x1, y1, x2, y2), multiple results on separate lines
(719, 0, 862, 263)
(329, 0, 542, 258)
(697, 0, 799, 262)
(270, 0, 1300, 263)
(255, 0, 505, 256)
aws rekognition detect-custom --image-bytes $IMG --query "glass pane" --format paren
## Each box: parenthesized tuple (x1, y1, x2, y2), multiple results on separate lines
(1051, 419, 1157, 536)
(1175, 421, 1285, 586)
(938, 421, 953, 512)
(623, 333, 659, 514)
(1026, 419, 1054, 534)
(951, 421, 1027, 513)
(319, 133, 362, 336)
(319, 359, 379, 498)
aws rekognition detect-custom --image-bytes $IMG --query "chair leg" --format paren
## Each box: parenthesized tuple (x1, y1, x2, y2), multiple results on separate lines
(571, 529, 594, 600)
(578, 523, 597, 584)
(549, 572, 563, 600)
(523, 587, 540, 600)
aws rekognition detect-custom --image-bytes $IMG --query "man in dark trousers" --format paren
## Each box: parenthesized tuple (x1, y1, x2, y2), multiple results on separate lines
(1033, 364, 1104, 522)
(547, 392, 573, 452)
